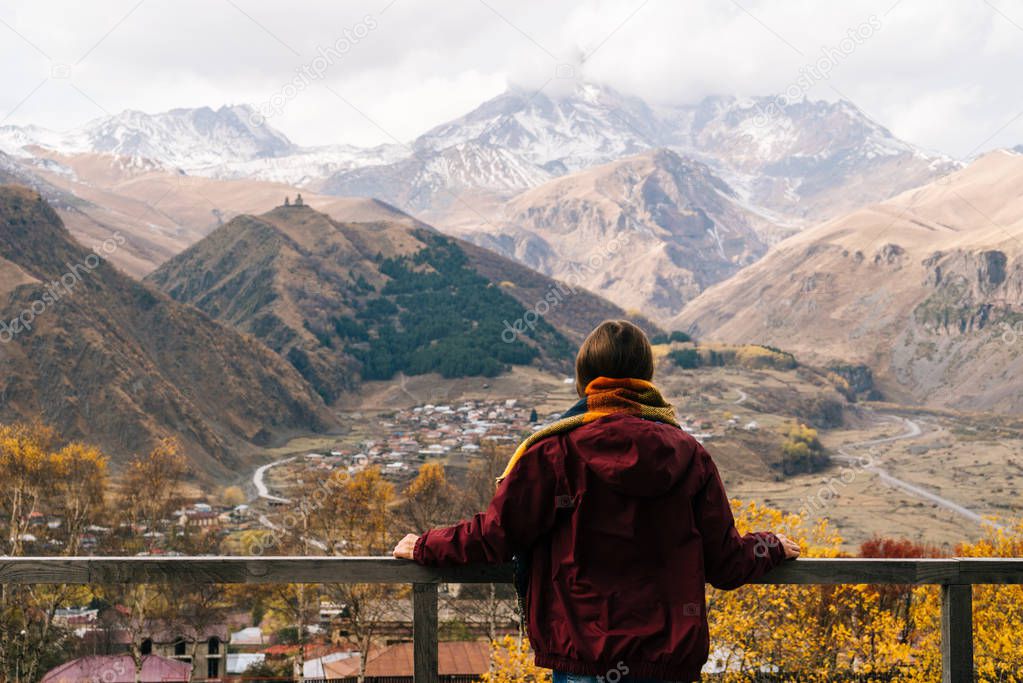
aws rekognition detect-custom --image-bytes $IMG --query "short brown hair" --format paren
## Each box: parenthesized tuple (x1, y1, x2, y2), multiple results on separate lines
(575, 320, 654, 396)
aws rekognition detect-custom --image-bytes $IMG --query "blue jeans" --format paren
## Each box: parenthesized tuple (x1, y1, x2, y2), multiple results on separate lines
(553, 672, 680, 683)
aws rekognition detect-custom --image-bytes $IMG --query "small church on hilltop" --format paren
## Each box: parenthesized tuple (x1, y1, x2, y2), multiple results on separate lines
(282, 194, 304, 208)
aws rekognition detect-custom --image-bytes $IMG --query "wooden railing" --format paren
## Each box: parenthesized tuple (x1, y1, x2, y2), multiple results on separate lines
(2, 557, 1022, 683)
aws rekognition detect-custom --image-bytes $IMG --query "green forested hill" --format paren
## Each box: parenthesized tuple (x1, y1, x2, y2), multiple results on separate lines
(147, 204, 645, 402)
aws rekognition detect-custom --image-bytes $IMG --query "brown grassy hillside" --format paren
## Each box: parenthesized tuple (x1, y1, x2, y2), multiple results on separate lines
(0, 185, 336, 478)
(677, 151, 1023, 414)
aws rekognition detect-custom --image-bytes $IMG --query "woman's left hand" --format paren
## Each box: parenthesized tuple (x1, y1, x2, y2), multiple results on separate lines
(392, 533, 419, 560)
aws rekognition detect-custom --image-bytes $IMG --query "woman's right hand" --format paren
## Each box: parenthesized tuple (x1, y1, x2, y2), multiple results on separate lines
(775, 533, 801, 559)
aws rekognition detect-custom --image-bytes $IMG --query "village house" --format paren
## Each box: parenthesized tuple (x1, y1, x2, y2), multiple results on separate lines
(62, 608, 230, 682)
(319, 641, 490, 683)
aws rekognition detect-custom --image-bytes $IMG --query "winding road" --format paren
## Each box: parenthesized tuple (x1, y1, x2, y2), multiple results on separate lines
(252, 457, 292, 532)
(833, 415, 1000, 529)
(253, 457, 294, 504)
(250, 455, 329, 550)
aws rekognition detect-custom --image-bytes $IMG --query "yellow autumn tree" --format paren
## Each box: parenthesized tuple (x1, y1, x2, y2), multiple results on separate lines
(50, 442, 108, 554)
(477, 635, 551, 683)
(120, 436, 188, 547)
(0, 421, 58, 555)
(909, 518, 1023, 682)
(303, 466, 402, 683)
(220, 485, 246, 507)
(0, 422, 111, 682)
(707, 500, 915, 681)
(780, 423, 827, 474)
(400, 461, 458, 534)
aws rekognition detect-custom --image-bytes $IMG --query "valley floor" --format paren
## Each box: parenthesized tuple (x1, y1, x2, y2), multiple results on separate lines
(256, 363, 1023, 553)
(730, 410, 1023, 550)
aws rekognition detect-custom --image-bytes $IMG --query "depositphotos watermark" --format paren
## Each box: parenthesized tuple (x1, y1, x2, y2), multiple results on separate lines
(596, 662, 630, 683)
(794, 449, 876, 521)
(501, 231, 632, 343)
(0, 233, 125, 344)
(249, 15, 379, 126)
(501, 280, 577, 343)
(750, 451, 876, 558)
(1000, 321, 1023, 346)
(753, 15, 882, 128)
(77, 655, 128, 683)
(753, 533, 783, 560)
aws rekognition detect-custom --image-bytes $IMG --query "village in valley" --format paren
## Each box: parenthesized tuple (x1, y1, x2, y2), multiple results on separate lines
(260, 393, 725, 499)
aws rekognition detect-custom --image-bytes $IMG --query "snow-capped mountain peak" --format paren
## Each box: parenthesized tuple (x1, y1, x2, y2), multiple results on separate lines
(0, 104, 296, 170)
(413, 81, 664, 173)
(75, 104, 296, 169)
(0, 82, 958, 225)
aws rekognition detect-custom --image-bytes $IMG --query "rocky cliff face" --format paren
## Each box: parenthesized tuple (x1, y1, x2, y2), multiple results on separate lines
(443, 149, 769, 322)
(676, 151, 1023, 414)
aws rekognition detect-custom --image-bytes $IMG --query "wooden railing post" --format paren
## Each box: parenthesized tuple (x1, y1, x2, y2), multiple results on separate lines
(413, 583, 439, 683)
(941, 584, 973, 683)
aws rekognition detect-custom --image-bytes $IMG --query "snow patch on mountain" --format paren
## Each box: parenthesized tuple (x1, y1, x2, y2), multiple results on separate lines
(202, 142, 406, 186)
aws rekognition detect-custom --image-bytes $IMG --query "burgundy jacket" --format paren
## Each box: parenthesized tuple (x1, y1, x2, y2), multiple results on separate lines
(413, 414, 787, 681)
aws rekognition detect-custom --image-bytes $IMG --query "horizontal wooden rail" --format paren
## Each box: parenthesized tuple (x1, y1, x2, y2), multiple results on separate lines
(3, 556, 1020, 683)
(0, 555, 511, 585)
(1, 556, 1021, 585)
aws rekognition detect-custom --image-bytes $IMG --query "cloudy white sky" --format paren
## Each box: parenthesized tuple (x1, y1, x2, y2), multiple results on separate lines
(1, 0, 1022, 158)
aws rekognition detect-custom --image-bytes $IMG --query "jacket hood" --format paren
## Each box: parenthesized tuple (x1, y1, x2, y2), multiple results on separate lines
(565, 413, 697, 497)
